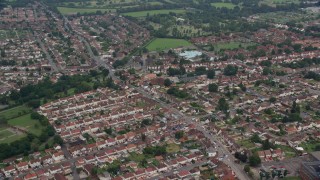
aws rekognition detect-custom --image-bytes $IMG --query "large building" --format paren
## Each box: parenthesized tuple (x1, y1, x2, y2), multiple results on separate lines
(300, 161, 320, 180)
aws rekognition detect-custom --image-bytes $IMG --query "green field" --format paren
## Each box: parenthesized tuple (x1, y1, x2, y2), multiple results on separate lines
(260, 0, 300, 6)
(211, 2, 238, 9)
(146, 38, 193, 51)
(214, 42, 256, 51)
(57, 7, 115, 15)
(8, 114, 44, 136)
(0, 105, 31, 120)
(122, 9, 186, 17)
(0, 127, 27, 144)
(166, 143, 180, 153)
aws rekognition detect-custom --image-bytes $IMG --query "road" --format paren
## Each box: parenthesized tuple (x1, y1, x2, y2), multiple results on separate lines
(62, 14, 249, 179)
(147, 161, 206, 180)
(35, 34, 59, 73)
(132, 86, 250, 180)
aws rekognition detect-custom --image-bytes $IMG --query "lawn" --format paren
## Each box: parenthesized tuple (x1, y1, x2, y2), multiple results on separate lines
(300, 141, 320, 153)
(8, 114, 44, 136)
(128, 152, 146, 162)
(121, 9, 186, 17)
(0, 105, 31, 120)
(0, 133, 26, 144)
(211, 2, 238, 9)
(166, 143, 180, 153)
(146, 38, 193, 51)
(214, 42, 256, 52)
(57, 7, 115, 15)
(236, 139, 255, 149)
(0, 129, 14, 139)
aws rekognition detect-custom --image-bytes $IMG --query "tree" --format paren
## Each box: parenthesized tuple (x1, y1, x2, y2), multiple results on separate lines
(217, 98, 229, 112)
(223, 65, 238, 76)
(249, 154, 261, 166)
(27, 100, 41, 108)
(175, 131, 184, 139)
(208, 83, 218, 92)
(53, 135, 63, 145)
(207, 69, 215, 79)
(244, 165, 250, 173)
(164, 78, 172, 87)
(269, 97, 276, 103)
(250, 133, 261, 143)
(104, 127, 112, 135)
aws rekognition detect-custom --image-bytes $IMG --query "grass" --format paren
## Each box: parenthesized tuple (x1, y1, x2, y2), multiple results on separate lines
(237, 139, 256, 149)
(146, 38, 193, 51)
(211, 2, 238, 9)
(0, 133, 26, 144)
(122, 9, 186, 17)
(128, 152, 146, 162)
(57, 7, 115, 15)
(214, 42, 256, 52)
(166, 143, 180, 153)
(300, 141, 320, 153)
(8, 114, 44, 136)
(0, 129, 14, 139)
(0, 105, 31, 120)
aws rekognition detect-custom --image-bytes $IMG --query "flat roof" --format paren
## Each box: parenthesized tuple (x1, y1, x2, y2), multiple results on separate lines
(310, 151, 320, 161)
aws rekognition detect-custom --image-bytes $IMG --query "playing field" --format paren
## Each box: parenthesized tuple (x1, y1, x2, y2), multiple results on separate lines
(8, 114, 44, 136)
(121, 9, 186, 17)
(57, 7, 115, 15)
(146, 38, 193, 51)
(0, 105, 31, 120)
(214, 42, 256, 51)
(211, 2, 238, 9)
(0, 127, 26, 144)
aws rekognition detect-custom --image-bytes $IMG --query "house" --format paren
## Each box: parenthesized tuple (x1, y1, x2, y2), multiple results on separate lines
(29, 159, 41, 168)
(258, 151, 265, 159)
(3, 165, 17, 177)
(264, 150, 272, 159)
(177, 170, 191, 178)
(49, 165, 62, 175)
(41, 155, 53, 165)
(83, 164, 95, 176)
(53, 173, 67, 180)
(24, 173, 37, 180)
(61, 162, 72, 175)
(16, 162, 29, 171)
(52, 151, 65, 162)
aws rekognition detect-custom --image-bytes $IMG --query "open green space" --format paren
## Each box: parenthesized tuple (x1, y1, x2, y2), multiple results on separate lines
(0, 133, 27, 144)
(211, 2, 238, 9)
(57, 7, 115, 15)
(300, 141, 320, 153)
(166, 143, 180, 153)
(146, 38, 193, 51)
(0, 105, 31, 120)
(128, 152, 146, 162)
(261, 0, 300, 6)
(0, 129, 14, 139)
(8, 114, 45, 136)
(214, 41, 256, 51)
(121, 9, 186, 17)
(237, 139, 256, 149)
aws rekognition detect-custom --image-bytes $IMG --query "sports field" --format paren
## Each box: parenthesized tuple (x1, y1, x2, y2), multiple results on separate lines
(0, 127, 26, 144)
(57, 7, 115, 15)
(211, 2, 238, 9)
(146, 38, 193, 51)
(8, 114, 45, 136)
(214, 42, 256, 51)
(0, 105, 31, 120)
(122, 9, 186, 17)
